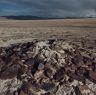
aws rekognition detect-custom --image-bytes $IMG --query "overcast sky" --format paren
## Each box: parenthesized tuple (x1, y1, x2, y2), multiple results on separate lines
(0, 0, 96, 17)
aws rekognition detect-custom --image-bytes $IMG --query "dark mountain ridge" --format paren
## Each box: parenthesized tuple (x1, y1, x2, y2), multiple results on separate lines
(1, 16, 96, 20)
(2, 16, 43, 20)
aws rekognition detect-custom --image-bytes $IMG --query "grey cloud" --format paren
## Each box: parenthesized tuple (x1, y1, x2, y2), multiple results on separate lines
(0, 0, 96, 17)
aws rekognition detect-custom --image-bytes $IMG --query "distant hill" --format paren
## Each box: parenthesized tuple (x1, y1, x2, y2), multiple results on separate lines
(1, 16, 63, 20)
(0, 16, 95, 20)
(2, 16, 43, 20)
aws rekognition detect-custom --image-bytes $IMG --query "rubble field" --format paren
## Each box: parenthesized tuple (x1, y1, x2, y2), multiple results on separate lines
(0, 39, 96, 95)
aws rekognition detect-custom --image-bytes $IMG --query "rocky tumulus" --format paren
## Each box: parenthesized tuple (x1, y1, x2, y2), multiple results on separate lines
(0, 39, 96, 95)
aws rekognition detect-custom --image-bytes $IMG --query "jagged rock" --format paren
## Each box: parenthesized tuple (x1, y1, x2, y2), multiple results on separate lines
(56, 84, 76, 95)
(79, 84, 93, 95)
(40, 82, 56, 93)
(73, 86, 82, 95)
(34, 70, 44, 82)
(44, 68, 54, 78)
(67, 71, 85, 83)
(76, 67, 89, 78)
(5, 47, 14, 57)
(26, 51, 34, 58)
(53, 67, 65, 81)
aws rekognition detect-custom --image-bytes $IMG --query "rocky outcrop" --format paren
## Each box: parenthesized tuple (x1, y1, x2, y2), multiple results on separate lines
(0, 39, 96, 95)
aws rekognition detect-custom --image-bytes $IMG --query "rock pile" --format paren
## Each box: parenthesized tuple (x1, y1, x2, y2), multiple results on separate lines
(0, 39, 96, 95)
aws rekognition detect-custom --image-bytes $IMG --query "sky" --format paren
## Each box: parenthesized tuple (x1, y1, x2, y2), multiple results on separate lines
(0, 0, 96, 18)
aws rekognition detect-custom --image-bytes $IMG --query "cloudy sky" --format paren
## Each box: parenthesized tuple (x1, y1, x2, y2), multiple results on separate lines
(0, 0, 96, 18)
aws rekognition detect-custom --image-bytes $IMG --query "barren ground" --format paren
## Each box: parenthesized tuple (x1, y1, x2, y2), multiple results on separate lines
(0, 18, 96, 46)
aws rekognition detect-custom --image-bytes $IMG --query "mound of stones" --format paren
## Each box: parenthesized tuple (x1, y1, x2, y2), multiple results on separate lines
(0, 39, 96, 95)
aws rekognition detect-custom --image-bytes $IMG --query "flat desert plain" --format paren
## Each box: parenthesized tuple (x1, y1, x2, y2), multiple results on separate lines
(0, 18, 96, 46)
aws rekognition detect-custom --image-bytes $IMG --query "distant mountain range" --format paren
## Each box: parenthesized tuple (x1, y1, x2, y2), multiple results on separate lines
(0, 16, 95, 20)
(2, 16, 43, 20)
